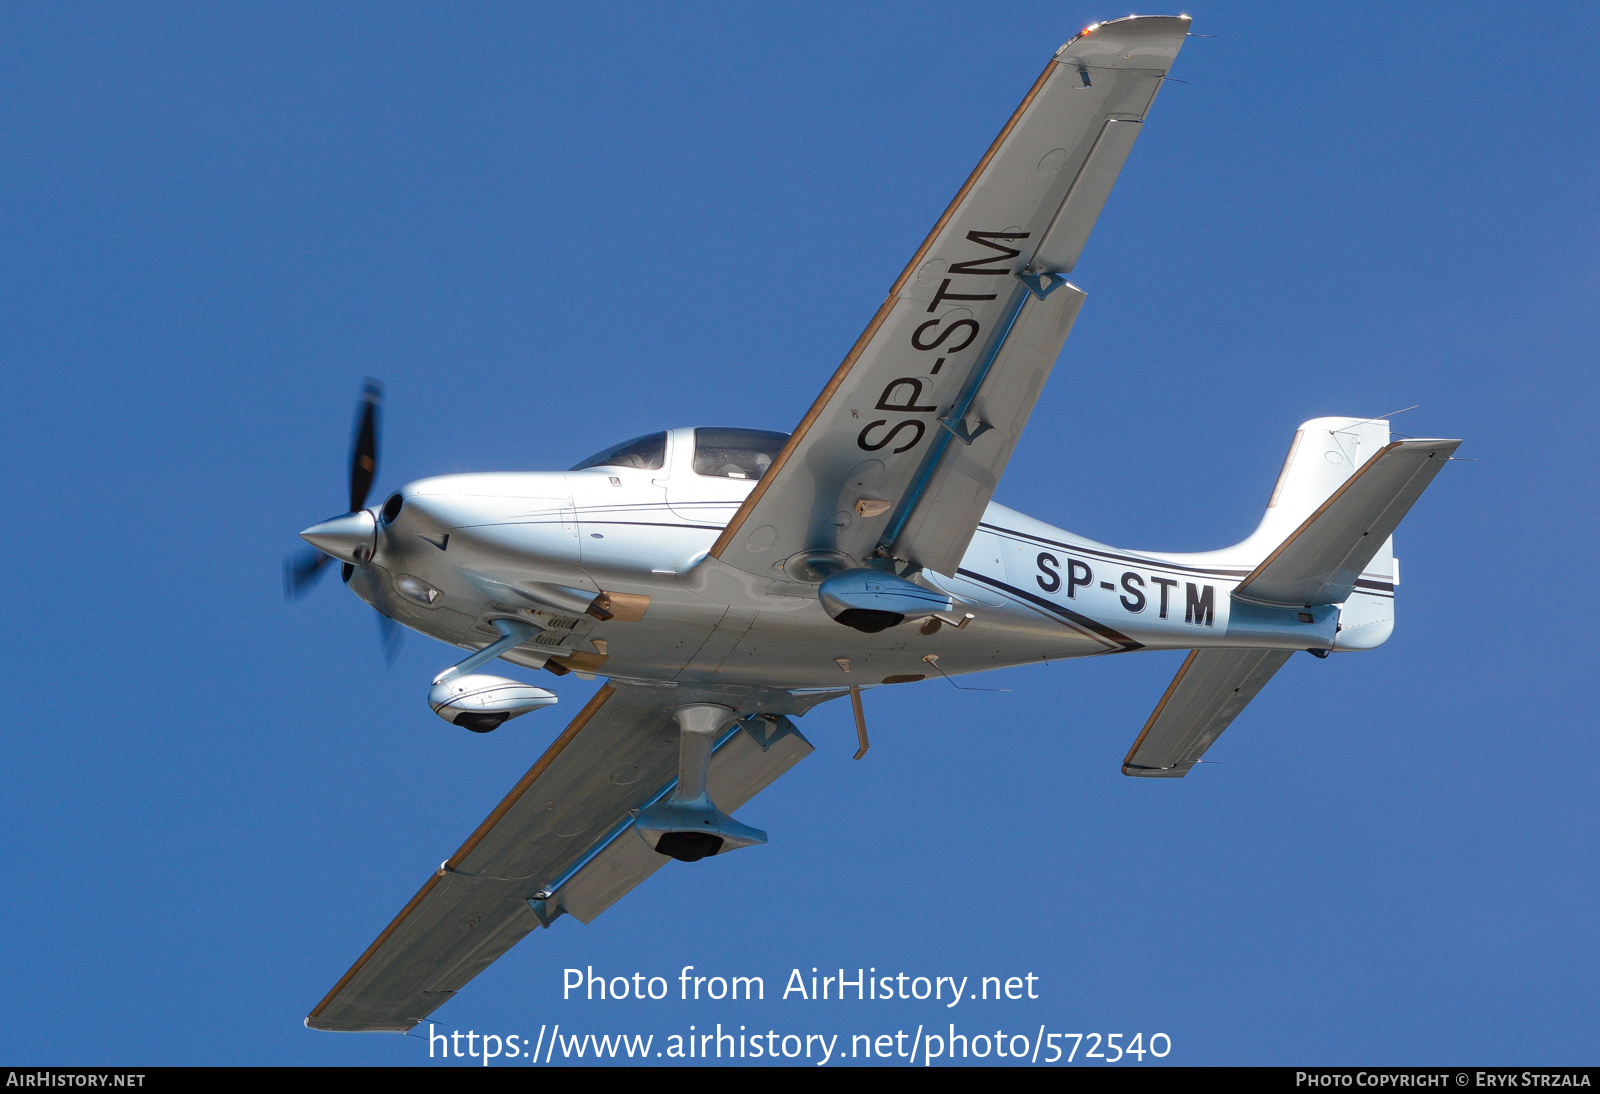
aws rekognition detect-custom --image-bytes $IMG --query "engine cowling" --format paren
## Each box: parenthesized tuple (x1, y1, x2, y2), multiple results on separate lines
(427, 674, 557, 732)
(817, 568, 954, 633)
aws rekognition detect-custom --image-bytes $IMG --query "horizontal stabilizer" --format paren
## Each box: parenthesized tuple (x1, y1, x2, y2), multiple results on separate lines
(1122, 648, 1292, 777)
(1235, 438, 1460, 607)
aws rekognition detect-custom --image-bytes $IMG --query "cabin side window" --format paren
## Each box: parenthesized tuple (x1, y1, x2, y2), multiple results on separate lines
(692, 428, 789, 480)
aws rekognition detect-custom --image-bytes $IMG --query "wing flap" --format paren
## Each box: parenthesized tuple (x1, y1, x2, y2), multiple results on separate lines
(1122, 648, 1293, 778)
(559, 715, 812, 923)
(891, 281, 1085, 575)
(1235, 439, 1460, 607)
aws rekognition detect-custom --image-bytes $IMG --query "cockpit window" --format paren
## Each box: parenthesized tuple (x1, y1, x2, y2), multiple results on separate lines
(570, 432, 667, 471)
(692, 428, 789, 480)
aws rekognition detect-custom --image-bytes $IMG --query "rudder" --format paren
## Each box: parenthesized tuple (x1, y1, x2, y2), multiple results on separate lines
(1248, 417, 1394, 559)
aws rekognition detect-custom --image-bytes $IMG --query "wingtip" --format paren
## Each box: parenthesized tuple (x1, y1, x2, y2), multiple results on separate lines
(304, 1013, 414, 1034)
(1123, 762, 1192, 778)
(1060, 14, 1193, 62)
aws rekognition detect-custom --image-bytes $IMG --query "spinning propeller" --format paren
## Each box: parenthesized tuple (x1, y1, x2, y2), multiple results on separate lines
(284, 378, 403, 664)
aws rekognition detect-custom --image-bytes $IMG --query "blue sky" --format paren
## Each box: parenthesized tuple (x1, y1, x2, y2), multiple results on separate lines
(2, 1, 1596, 1066)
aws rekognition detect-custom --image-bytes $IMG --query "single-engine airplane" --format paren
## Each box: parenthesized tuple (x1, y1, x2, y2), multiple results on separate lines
(290, 16, 1460, 1032)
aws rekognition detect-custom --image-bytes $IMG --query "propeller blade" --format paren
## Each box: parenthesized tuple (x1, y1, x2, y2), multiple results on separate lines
(349, 377, 383, 514)
(289, 378, 385, 604)
(378, 613, 404, 668)
(284, 547, 333, 599)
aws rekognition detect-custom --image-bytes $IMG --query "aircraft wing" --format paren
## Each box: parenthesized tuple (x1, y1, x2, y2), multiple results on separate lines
(306, 682, 817, 1033)
(1235, 438, 1461, 607)
(709, 16, 1189, 581)
(1122, 648, 1294, 778)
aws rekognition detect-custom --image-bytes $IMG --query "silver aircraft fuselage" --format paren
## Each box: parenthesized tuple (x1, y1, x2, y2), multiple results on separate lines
(349, 428, 1380, 696)
(293, 13, 1459, 1031)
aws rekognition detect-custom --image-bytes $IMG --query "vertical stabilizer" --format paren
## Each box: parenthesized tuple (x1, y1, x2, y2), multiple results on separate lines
(1225, 424, 1460, 650)
(1244, 416, 1393, 563)
(1144, 416, 1445, 653)
(1255, 419, 1397, 649)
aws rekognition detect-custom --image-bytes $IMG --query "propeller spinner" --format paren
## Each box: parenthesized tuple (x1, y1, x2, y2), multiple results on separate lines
(284, 378, 403, 664)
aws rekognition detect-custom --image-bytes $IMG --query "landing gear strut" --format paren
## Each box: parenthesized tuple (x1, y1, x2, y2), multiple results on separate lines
(634, 704, 767, 862)
(425, 618, 557, 730)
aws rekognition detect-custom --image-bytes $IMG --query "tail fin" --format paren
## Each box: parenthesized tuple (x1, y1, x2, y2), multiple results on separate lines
(1234, 417, 1460, 650)
(1149, 416, 1459, 651)
(1245, 416, 1395, 559)
(1254, 419, 1393, 649)
(1122, 419, 1460, 776)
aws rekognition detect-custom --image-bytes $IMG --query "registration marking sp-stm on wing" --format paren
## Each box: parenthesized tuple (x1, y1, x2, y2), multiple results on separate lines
(286, 16, 1461, 1033)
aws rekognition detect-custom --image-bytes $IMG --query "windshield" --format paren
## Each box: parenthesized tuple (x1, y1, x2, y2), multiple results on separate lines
(692, 427, 789, 480)
(570, 432, 667, 471)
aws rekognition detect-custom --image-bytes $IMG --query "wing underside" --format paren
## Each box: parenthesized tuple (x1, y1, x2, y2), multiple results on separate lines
(311, 15, 1203, 1033)
(306, 683, 817, 1032)
(708, 16, 1190, 583)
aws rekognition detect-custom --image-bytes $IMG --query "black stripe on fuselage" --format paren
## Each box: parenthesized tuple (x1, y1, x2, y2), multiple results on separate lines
(955, 568, 1144, 652)
(456, 518, 713, 533)
(580, 521, 714, 531)
(484, 508, 1397, 599)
